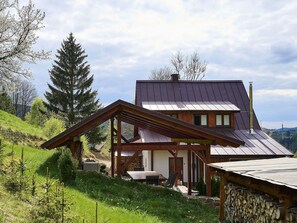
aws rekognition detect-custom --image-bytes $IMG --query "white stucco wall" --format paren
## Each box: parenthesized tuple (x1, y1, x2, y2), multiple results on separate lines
(152, 150, 189, 182)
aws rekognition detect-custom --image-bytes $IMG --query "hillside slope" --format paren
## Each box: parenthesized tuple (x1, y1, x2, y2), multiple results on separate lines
(0, 110, 219, 222)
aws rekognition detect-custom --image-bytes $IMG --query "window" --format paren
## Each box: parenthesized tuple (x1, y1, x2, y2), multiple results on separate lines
(216, 114, 230, 127)
(194, 114, 208, 126)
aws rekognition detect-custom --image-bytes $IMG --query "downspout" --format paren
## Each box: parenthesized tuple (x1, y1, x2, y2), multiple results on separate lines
(249, 82, 254, 134)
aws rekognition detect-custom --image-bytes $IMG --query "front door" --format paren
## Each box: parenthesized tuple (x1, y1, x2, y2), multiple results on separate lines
(169, 157, 183, 182)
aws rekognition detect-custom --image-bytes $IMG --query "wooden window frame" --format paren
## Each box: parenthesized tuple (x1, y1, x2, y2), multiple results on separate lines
(193, 114, 208, 127)
(216, 114, 231, 127)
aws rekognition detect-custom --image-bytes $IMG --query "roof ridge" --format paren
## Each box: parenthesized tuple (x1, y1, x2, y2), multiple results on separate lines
(136, 80, 243, 83)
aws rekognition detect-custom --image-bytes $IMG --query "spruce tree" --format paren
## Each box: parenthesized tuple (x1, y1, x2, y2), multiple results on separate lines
(45, 33, 105, 145)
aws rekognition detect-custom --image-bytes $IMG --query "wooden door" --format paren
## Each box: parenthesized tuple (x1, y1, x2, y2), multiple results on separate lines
(169, 157, 183, 182)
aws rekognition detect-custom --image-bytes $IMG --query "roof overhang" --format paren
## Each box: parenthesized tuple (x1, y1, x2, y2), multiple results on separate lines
(41, 100, 244, 149)
(142, 101, 240, 112)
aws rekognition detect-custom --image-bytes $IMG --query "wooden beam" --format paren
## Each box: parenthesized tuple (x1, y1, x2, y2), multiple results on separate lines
(172, 138, 214, 144)
(174, 150, 179, 187)
(120, 143, 206, 151)
(116, 113, 122, 176)
(111, 118, 115, 177)
(167, 150, 175, 156)
(219, 177, 226, 221)
(151, 150, 154, 171)
(113, 129, 130, 143)
(187, 149, 192, 195)
(122, 150, 141, 171)
(205, 145, 212, 197)
(193, 150, 207, 164)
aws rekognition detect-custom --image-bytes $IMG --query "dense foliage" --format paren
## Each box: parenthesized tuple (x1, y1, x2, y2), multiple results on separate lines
(57, 148, 78, 182)
(25, 97, 47, 126)
(0, 92, 15, 114)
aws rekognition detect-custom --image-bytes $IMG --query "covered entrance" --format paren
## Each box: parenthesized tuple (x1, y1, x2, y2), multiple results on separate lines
(41, 100, 243, 196)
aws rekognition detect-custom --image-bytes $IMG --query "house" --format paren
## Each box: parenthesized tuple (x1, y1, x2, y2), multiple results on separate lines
(41, 74, 292, 197)
(41, 99, 243, 196)
(135, 74, 292, 189)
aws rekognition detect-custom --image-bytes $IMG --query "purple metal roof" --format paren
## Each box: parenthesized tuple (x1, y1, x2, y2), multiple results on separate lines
(139, 129, 293, 156)
(136, 80, 259, 130)
(135, 80, 293, 157)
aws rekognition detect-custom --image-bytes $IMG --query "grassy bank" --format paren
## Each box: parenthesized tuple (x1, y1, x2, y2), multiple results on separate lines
(1, 144, 218, 222)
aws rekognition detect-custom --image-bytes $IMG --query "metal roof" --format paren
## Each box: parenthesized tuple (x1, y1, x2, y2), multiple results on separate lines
(135, 80, 293, 157)
(209, 157, 297, 190)
(142, 101, 240, 112)
(139, 129, 292, 156)
(135, 80, 260, 130)
(41, 100, 243, 149)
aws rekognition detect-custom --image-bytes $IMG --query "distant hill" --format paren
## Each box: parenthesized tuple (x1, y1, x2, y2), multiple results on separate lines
(264, 127, 297, 153)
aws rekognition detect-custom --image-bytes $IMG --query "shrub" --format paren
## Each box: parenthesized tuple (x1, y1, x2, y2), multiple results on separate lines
(211, 176, 220, 197)
(195, 177, 206, 196)
(57, 148, 78, 183)
(43, 116, 65, 138)
(25, 97, 47, 127)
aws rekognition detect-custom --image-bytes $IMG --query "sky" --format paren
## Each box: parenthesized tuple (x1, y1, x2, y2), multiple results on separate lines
(28, 0, 297, 129)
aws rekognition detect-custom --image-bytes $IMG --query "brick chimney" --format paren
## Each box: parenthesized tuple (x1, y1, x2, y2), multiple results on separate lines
(171, 74, 179, 82)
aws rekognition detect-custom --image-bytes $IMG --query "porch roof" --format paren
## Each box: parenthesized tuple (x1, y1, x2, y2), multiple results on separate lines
(41, 100, 244, 149)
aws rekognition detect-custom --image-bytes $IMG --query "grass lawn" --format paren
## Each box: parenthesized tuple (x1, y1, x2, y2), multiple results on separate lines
(0, 110, 44, 138)
(0, 144, 219, 223)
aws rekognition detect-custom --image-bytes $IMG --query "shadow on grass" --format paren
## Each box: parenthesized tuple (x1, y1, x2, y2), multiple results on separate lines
(36, 152, 218, 223)
(69, 172, 218, 223)
(35, 151, 60, 179)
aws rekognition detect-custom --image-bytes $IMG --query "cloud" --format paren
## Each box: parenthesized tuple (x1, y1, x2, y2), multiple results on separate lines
(29, 0, 297, 127)
(255, 89, 297, 98)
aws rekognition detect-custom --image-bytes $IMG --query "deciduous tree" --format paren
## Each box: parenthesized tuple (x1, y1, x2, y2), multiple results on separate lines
(0, 0, 50, 89)
(149, 51, 207, 81)
(12, 79, 37, 118)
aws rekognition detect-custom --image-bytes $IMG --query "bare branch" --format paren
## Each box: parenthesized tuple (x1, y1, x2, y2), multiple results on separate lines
(149, 66, 172, 80)
(183, 51, 207, 80)
(170, 51, 184, 75)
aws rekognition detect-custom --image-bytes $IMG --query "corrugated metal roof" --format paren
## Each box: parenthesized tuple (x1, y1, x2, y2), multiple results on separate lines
(139, 129, 292, 156)
(209, 157, 297, 190)
(135, 80, 259, 130)
(135, 80, 293, 157)
(142, 101, 240, 111)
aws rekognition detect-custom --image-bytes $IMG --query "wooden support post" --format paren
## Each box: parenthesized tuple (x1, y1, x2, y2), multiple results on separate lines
(192, 151, 195, 184)
(70, 141, 75, 156)
(111, 118, 115, 177)
(219, 176, 226, 221)
(174, 150, 178, 186)
(187, 148, 192, 196)
(151, 150, 154, 171)
(116, 113, 122, 176)
(205, 145, 212, 197)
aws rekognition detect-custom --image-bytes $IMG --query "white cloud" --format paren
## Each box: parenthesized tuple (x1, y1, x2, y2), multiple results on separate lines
(30, 0, 297, 126)
(255, 89, 297, 98)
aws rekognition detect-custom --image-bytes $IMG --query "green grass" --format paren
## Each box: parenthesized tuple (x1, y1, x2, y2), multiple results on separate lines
(1, 145, 219, 223)
(0, 109, 219, 222)
(0, 110, 44, 138)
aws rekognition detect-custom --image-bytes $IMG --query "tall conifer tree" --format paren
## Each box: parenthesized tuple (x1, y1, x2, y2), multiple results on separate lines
(45, 33, 105, 145)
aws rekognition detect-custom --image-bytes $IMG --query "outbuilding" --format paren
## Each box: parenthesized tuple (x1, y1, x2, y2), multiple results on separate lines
(210, 157, 297, 223)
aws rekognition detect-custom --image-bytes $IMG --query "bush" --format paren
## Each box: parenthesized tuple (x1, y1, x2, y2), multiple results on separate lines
(43, 116, 65, 138)
(57, 148, 78, 183)
(195, 177, 206, 196)
(25, 97, 47, 127)
(211, 177, 220, 197)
